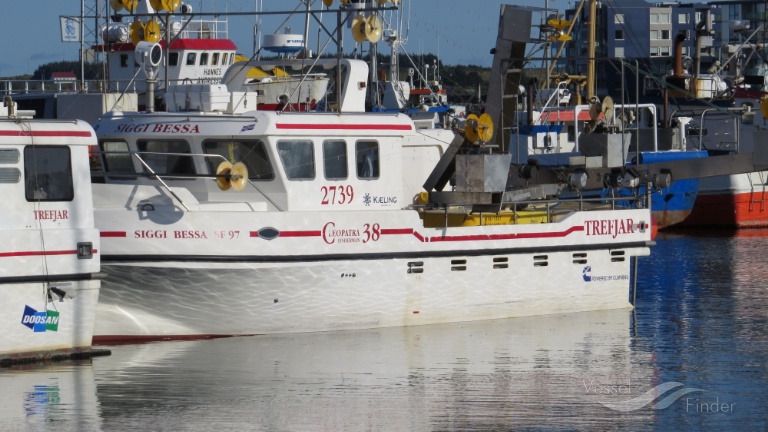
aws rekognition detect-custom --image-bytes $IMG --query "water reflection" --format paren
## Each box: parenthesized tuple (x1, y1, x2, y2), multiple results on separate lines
(636, 230, 768, 429)
(2, 232, 768, 430)
(85, 310, 658, 431)
(0, 361, 102, 432)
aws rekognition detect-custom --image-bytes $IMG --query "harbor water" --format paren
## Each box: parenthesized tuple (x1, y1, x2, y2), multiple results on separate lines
(1, 230, 767, 431)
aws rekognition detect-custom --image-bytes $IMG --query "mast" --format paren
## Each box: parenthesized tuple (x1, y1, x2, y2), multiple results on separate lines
(80, 0, 85, 88)
(586, 0, 596, 100)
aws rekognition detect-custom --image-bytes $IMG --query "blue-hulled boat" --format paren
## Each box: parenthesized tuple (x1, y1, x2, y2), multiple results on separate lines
(510, 102, 704, 229)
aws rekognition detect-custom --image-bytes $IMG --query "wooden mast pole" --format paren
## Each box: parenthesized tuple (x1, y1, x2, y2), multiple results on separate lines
(586, 0, 596, 100)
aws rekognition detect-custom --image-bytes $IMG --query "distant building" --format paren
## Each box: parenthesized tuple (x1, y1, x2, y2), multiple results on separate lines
(710, 0, 768, 45)
(560, 0, 720, 100)
(50, 71, 77, 82)
(709, 1, 768, 85)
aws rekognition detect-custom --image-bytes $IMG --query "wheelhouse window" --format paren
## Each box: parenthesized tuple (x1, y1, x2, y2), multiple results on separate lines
(99, 140, 134, 175)
(211, 52, 219, 66)
(323, 140, 347, 180)
(277, 140, 315, 180)
(356, 141, 379, 179)
(186, 53, 196, 66)
(137, 140, 195, 177)
(120, 54, 129, 67)
(24, 146, 73, 201)
(199, 53, 209, 66)
(0, 149, 20, 183)
(168, 52, 179, 67)
(222, 53, 229, 65)
(203, 139, 275, 180)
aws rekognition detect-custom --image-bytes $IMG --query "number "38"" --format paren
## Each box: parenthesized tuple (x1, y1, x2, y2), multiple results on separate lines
(362, 223, 380, 243)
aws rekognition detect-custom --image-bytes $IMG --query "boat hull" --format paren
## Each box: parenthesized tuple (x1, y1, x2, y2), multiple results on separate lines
(94, 252, 638, 343)
(0, 280, 100, 364)
(680, 172, 768, 228)
(92, 209, 651, 343)
(612, 179, 698, 229)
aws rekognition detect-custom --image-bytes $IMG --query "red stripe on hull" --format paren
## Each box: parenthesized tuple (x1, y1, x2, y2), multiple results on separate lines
(681, 192, 768, 228)
(280, 230, 322, 237)
(427, 225, 584, 242)
(93, 39, 238, 52)
(101, 231, 127, 237)
(381, 228, 414, 235)
(93, 333, 248, 346)
(0, 250, 78, 258)
(0, 130, 92, 137)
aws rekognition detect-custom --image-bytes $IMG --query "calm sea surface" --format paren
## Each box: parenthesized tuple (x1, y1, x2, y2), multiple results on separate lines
(2, 230, 768, 431)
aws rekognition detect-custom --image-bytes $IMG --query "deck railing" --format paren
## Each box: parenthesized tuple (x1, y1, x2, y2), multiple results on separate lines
(0, 79, 139, 96)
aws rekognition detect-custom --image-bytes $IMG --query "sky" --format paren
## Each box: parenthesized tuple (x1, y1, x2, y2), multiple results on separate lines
(0, 0, 707, 77)
(0, 0, 556, 77)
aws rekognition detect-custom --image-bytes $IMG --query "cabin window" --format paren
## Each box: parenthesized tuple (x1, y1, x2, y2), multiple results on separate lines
(277, 140, 315, 180)
(168, 52, 179, 67)
(355, 141, 379, 179)
(323, 140, 347, 180)
(200, 53, 208, 66)
(203, 139, 275, 180)
(137, 139, 195, 177)
(0, 150, 20, 183)
(0, 168, 20, 183)
(99, 140, 135, 176)
(211, 52, 219, 66)
(186, 53, 196, 66)
(0, 148, 19, 164)
(24, 146, 73, 202)
(222, 53, 229, 65)
(120, 54, 129, 68)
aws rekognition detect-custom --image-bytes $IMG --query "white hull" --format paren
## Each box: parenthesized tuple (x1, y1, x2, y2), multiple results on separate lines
(0, 117, 101, 363)
(681, 107, 768, 226)
(695, 170, 768, 197)
(93, 208, 649, 341)
(0, 281, 100, 361)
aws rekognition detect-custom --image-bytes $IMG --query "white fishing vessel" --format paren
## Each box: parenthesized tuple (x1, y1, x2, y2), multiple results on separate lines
(0, 98, 102, 365)
(87, 33, 655, 342)
(11, 0, 335, 124)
